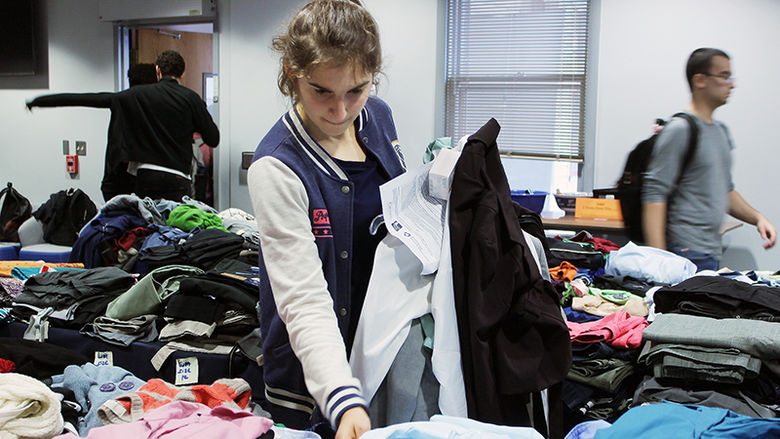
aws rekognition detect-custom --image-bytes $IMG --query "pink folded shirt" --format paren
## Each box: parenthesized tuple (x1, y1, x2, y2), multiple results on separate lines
(566, 311, 648, 349)
(54, 400, 272, 439)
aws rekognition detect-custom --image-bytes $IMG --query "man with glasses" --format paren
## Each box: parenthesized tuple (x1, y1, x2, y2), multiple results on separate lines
(642, 47, 776, 271)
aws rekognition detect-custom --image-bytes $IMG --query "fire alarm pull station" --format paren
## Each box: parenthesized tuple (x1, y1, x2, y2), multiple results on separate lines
(66, 155, 79, 174)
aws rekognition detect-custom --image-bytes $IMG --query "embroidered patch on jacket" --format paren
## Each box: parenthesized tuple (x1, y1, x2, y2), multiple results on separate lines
(391, 140, 407, 170)
(312, 209, 333, 238)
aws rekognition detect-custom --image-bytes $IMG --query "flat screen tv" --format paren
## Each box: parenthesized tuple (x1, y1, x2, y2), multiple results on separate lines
(0, 1, 38, 76)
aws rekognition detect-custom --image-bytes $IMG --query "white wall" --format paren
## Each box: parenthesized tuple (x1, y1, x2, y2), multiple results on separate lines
(0, 0, 442, 213)
(2, 0, 778, 270)
(0, 0, 114, 206)
(593, 0, 780, 270)
(216, 0, 443, 212)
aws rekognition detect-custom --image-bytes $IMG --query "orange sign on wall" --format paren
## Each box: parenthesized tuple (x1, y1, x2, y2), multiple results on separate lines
(574, 198, 623, 220)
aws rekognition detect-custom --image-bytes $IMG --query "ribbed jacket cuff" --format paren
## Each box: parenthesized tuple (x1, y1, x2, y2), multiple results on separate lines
(325, 385, 367, 429)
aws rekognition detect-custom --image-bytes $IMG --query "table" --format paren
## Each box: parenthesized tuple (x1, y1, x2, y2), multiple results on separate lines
(0, 321, 265, 401)
(541, 215, 742, 246)
(542, 215, 629, 245)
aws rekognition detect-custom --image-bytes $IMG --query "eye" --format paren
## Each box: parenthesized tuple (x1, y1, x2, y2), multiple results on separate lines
(314, 88, 330, 96)
(348, 87, 364, 95)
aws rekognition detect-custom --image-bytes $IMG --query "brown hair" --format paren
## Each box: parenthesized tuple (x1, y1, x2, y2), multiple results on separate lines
(273, 0, 382, 101)
(156, 50, 185, 78)
(686, 47, 730, 91)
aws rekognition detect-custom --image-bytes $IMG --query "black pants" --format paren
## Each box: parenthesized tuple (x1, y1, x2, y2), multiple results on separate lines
(134, 168, 192, 201)
(101, 162, 136, 202)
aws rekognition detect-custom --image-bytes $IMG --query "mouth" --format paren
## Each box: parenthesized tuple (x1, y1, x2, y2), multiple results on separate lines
(324, 119, 348, 126)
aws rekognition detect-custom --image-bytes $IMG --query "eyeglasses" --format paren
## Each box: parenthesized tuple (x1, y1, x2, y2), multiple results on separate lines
(701, 72, 734, 84)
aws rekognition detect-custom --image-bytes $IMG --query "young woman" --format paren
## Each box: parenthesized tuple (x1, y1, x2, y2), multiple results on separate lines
(247, 1, 405, 437)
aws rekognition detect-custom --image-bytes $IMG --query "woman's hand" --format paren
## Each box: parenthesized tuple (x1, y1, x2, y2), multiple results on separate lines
(335, 406, 371, 439)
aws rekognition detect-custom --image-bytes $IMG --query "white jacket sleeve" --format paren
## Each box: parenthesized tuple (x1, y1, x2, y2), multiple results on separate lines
(247, 157, 365, 427)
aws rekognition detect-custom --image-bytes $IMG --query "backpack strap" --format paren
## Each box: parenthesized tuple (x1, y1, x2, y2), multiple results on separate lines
(671, 112, 700, 186)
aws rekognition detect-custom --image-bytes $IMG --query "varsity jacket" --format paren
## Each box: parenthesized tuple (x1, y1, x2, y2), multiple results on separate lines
(247, 96, 405, 429)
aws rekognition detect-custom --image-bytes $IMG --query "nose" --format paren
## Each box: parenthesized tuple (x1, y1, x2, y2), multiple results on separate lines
(330, 97, 348, 120)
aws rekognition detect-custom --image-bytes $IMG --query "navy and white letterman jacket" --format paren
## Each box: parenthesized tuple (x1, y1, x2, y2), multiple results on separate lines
(247, 96, 406, 429)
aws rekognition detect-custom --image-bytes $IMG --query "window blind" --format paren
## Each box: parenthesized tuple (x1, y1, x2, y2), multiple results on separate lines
(445, 0, 589, 161)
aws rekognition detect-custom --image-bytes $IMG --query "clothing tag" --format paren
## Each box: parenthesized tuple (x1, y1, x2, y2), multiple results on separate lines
(94, 351, 114, 366)
(175, 357, 199, 385)
(23, 307, 53, 342)
(420, 313, 435, 350)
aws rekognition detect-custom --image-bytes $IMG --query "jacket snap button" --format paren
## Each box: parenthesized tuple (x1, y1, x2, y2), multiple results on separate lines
(362, 137, 369, 144)
(341, 185, 351, 194)
(339, 307, 348, 316)
(340, 250, 349, 259)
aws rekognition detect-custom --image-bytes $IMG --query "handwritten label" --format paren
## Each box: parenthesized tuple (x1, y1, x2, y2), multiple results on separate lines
(94, 351, 114, 366)
(575, 198, 623, 220)
(175, 357, 199, 385)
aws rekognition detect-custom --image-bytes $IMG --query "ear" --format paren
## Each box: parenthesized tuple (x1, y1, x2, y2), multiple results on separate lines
(155, 65, 162, 80)
(691, 72, 708, 90)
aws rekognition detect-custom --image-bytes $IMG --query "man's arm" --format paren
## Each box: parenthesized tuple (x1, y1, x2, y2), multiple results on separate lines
(191, 98, 220, 148)
(26, 92, 114, 110)
(728, 190, 777, 249)
(641, 118, 691, 250)
(643, 201, 668, 249)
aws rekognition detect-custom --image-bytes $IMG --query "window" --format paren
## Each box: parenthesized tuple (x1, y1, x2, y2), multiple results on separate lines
(445, 0, 589, 162)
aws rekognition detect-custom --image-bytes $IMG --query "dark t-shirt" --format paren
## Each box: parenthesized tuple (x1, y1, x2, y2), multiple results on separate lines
(334, 152, 389, 348)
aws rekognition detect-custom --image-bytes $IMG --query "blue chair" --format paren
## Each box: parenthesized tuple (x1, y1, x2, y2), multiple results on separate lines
(17, 217, 72, 263)
(0, 242, 20, 260)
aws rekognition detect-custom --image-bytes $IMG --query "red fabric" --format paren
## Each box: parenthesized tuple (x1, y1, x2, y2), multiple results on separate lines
(116, 378, 251, 414)
(588, 237, 621, 253)
(114, 227, 149, 251)
(566, 311, 648, 349)
(569, 232, 621, 253)
(0, 357, 16, 373)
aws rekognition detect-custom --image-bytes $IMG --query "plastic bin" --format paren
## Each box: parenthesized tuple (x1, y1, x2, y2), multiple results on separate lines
(510, 190, 548, 213)
(554, 192, 591, 213)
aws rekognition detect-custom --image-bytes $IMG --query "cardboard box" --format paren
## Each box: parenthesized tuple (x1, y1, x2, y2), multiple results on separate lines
(574, 198, 623, 220)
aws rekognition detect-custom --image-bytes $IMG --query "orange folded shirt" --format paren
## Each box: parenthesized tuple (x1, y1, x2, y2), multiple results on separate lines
(549, 261, 578, 282)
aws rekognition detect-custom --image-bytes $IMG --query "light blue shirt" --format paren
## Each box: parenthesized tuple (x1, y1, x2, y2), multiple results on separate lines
(593, 402, 780, 438)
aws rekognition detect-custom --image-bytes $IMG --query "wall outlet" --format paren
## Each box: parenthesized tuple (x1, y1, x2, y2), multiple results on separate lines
(75, 141, 87, 156)
(62, 140, 70, 155)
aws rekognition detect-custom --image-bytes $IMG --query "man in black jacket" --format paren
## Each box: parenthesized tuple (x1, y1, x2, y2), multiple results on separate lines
(121, 50, 219, 201)
(27, 64, 157, 201)
(28, 50, 220, 201)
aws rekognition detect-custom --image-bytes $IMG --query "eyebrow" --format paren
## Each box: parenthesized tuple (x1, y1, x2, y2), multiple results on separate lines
(308, 80, 371, 93)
